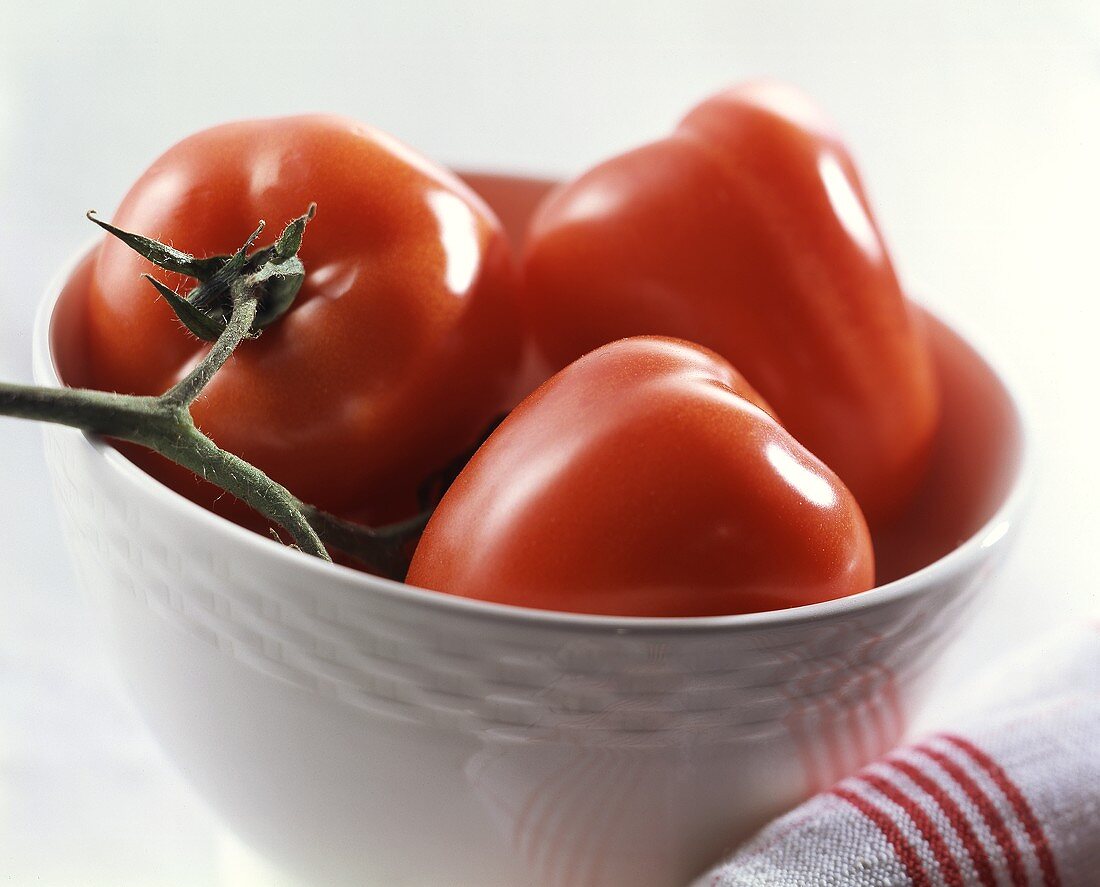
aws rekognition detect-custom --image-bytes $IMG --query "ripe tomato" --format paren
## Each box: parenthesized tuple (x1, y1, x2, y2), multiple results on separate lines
(521, 82, 938, 524)
(86, 115, 522, 521)
(407, 337, 874, 617)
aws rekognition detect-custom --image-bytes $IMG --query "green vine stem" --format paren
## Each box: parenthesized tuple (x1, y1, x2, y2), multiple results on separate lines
(0, 207, 437, 579)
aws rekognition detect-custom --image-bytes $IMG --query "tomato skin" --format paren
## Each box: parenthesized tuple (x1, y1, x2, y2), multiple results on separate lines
(86, 115, 522, 521)
(406, 337, 874, 617)
(521, 82, 938, 524)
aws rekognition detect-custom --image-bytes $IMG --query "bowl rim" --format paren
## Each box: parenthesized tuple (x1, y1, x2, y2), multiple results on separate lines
(36, 236, 1031, 636)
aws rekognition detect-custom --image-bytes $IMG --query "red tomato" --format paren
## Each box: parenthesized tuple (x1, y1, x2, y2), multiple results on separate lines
(407, 337, 874, 617)
(521, 82, 939, 524)
(86, 115, 522, 521)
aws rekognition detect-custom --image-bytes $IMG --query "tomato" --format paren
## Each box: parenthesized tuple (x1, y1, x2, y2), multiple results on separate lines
(86, 115, 522, 522)
(407, 337, 874, 617)
(521, 81, 938, 524)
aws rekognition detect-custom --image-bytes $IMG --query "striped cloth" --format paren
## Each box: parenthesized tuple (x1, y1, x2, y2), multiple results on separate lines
(693, 622, 1100, 886)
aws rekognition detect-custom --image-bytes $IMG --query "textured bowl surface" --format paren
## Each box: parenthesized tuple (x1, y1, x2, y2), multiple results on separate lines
(36, 173, 1026, 887)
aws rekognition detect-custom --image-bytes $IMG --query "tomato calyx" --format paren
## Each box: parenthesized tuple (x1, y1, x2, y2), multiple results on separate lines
(0, 207, 454, 578)
(86, 203, 316, 341)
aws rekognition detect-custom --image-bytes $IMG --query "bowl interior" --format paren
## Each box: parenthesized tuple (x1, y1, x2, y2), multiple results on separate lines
(48, 172, 1023, 589)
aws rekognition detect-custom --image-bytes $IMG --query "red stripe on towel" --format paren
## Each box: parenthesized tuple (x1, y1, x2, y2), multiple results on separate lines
(915, 743, 1028, 887)
(830, 785, 932, 886)
(942, 734, 1061, 887)
(886, 757, 998, 887)
(857, 771, 966, 886)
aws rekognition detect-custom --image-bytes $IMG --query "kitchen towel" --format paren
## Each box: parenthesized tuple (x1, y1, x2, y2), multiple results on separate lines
(693, 621, 1100, 886)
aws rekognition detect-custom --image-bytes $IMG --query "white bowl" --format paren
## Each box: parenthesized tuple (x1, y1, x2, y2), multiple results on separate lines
(34, 174, 1026, 887)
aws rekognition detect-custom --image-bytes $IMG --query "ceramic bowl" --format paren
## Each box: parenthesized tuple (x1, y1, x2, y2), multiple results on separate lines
(34, 174, 1026, 887)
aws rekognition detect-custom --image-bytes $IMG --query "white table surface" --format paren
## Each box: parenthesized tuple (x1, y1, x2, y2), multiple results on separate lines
(1, 2, 1098, 884)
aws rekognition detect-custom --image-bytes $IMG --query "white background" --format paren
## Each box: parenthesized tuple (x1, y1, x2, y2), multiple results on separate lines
(1, 2, 1098, 884)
